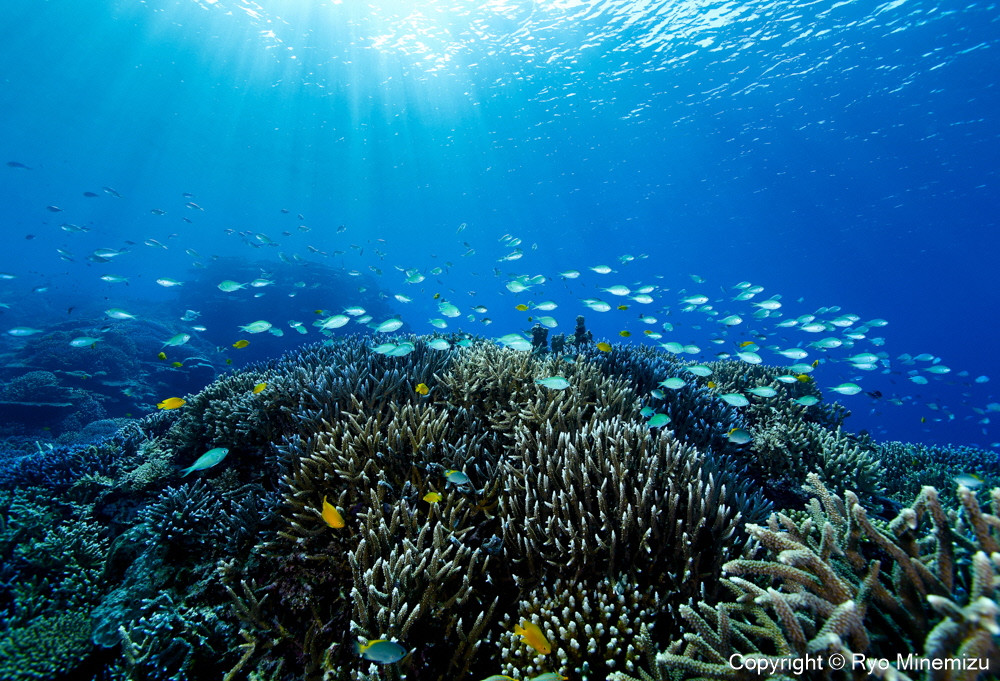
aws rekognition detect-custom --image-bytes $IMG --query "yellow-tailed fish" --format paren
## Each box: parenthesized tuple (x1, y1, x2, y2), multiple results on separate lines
(515, 304, 529, 311)
(157, 397, 186, 410)
(171, 361, 184, 368)
(514, 620, 551, 654)
(157, 351, 167, 360)
(596, 342, 612, 352)
(355, 639, 407, 664)
(253, 382, 267, 394)
(233, 339, 250, 349)
(415, 383, 429, 395)
(322, 496, 345, 528)
(423, 492, 442, 503)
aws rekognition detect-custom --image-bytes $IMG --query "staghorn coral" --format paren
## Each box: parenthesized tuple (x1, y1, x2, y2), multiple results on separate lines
(5, 331, 980, 681)
(877, 441, 1000, 506)
(618, 474, 1000, 681)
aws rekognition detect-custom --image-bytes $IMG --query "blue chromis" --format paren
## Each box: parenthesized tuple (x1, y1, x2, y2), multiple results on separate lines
(445, 469, 470, 486)
(727, 427, 752, 445)
(181, 447, 230, 476)
(355, 639, 407, 664)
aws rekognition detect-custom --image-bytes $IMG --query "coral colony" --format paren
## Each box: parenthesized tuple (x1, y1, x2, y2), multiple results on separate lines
(1, 324, 998, 679)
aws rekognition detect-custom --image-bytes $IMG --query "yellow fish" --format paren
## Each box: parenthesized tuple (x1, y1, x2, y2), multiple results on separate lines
(811, 359, 820, 368)
(322, 496, 345, 528)
(515, 304, 529, 311)
(253, 382, 267, 394)
(514, 620, 551, 654)
(739, 341, 755, 348)
(643, 329, 653, 335)
(157, 397, 186, 410)
(423, 492, 442, 503)
(171, 361, 184, 368)
(796, 374, 811, 383)
(157, 351, 167, 360)
(617, 305, 629, 310)
(707, 380, 717, 388)
(225, 358, 233, 365)
(596, 342, 612, 352)
(233, 339, 250, 349)
(619, 330, 631, 337)
(415, 383, 429, 395)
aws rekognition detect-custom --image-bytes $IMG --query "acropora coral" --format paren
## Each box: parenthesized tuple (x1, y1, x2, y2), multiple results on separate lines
(0, 333, 996, 680)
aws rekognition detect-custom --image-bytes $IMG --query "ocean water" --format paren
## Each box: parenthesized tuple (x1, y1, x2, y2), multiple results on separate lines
(2, 0, 999, 449)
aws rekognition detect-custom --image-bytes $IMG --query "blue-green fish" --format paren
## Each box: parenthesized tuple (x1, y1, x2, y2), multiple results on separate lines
(536, 376, 570, 390)
(181, 447, 230, 476)
(355, 639, 407, 664)
(647, 413, 671, 428)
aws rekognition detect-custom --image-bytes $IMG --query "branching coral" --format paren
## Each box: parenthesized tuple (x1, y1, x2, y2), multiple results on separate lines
(4, 332, 973, 681)
(617, 474, 1000, 681)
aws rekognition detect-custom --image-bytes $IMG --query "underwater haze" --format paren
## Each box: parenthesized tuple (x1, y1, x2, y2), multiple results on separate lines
(7, 2, 1000, 681)
(2, 0, 999, 446)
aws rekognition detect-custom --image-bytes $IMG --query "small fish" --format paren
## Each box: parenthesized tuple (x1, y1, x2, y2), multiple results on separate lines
(720, 393, 750, 407)
(105, 308, 136, 320)
(253, 382, 267, 394)
(427, 338, 451, 351)
(317, 314, 350, 329)
(163, 333, 191, 347)
(218, 280, 245, 292)
(727, 427, 752, 445)
(528, 675, 568, 681)
(415, 383, 429, 395)
(232, 340, 250, 349)
(514, 620, 551, 654)
(536, 376, 571, 390)
(619, 330, 631, 337)
(423, 492, 442, 503)
(355, 639, 407, 664)
(156, 278, 184, 287)
(792, 395, 820, 406)
(322, 495, 345, 528)
(157, 397, 186, 410)
(6, 327, 43, 336)
(515, 304, 530, 312)
(596, 342, 612, 352)
(170, 361, 184, 368)
(955, 473, 984, 490)
(181, 447, 230, 476)
(69, 336, 100, 348)
(157, 352, 167, 360)
(830, 382, 862, 396)
(240, 320, 272, 334)
(647, 413, 671, 428)
(375, 319, 404, 333)
(659, 378, 686, 390)
(445, 469, 470, 486)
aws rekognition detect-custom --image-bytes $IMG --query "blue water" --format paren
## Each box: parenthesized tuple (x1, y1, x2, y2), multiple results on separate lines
(2, 0, 998, 448)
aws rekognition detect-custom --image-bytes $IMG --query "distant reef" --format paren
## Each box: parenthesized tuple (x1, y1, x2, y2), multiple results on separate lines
(1, 328, 998, 680)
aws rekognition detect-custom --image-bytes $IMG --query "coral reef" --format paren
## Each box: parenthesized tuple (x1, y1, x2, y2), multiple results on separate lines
(616, 474, 1000, 680)
(0, 332, 994, 681)
(877, 440, 1000, 506)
